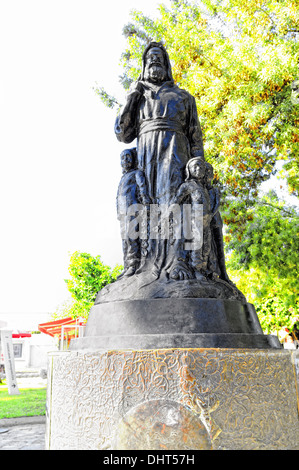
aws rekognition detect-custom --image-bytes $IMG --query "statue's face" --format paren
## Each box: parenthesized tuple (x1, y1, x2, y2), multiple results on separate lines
(121, 151, 134, 172)
(206, 167, 214, 182)
(144, 47, 167, 84)
(189, 160, 205, 180)
(145, 47, 165, 67)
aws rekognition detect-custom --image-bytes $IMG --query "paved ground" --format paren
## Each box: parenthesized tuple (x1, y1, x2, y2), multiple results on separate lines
(0, 417, 46, 450)
(0, 372, 47, 450)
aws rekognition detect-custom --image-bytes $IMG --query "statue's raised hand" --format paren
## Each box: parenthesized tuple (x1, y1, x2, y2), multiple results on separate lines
(129, 81, 144, 95)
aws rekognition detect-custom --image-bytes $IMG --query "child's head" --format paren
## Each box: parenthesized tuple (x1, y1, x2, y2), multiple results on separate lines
(185, 157, 206, 181)
(205, 162, 214, 183)
(120, 148, 137, 172)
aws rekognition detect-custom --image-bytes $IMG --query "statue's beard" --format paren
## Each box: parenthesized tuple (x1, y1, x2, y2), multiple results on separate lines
(144, 64, 167, 84)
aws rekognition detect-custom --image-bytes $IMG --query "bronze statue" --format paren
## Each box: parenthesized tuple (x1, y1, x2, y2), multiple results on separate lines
(116, 148, 150, 277)
(172, 158, 212, 281)
(70, 41, 282, 352)
(115, 42, 205, 281)
(205, 162, 230, 283)
(93, 40, 246, 303)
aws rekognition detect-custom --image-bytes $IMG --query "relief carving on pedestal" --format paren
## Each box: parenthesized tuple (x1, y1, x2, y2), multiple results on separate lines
(48, 349, 299, 450)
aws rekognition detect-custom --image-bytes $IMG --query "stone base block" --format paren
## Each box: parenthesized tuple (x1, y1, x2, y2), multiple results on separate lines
(46, 348, 299, 450)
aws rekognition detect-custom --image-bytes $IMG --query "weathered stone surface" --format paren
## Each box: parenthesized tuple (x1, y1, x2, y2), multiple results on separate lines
(46, 348, 299, 450)
(114, 399, 212, 450)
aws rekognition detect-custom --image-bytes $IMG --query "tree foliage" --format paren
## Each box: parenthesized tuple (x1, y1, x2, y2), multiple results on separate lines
(98, 0, 299, 202)
(226, 190, 299, 336)
(53, 252, 123, 320)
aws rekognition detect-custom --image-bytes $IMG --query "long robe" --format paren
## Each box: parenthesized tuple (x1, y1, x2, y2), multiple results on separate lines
(114, 80, 205, 276)
(115, 80, 204, 205)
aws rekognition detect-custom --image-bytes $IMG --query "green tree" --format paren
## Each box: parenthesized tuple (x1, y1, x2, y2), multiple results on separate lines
(97, 0, 299, 204)
(53, 252, 123, 320)
(226, 191, 299, 337)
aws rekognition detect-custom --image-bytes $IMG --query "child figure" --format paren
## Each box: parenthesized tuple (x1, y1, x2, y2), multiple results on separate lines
(205, 162, 230, 282)
(173, 157, 212, 279)
(116, 148, 151, 277)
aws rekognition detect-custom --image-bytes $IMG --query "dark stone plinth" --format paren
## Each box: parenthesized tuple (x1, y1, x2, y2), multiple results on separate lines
(70, 332, 279, 350)
(70, 298, 281, 350)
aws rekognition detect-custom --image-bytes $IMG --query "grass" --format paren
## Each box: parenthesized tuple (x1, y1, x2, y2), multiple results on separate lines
(0, 384, 47, 419)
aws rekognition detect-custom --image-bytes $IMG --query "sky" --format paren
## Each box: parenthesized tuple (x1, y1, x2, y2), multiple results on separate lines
(0, 0, 170, 315)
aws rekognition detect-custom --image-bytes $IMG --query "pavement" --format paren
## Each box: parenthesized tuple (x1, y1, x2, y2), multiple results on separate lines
(0, 416, 46, 450)
(0, 371, 47, 451)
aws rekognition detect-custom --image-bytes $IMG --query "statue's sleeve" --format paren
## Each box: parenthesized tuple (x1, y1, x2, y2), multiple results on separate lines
(135, 170, 151, 204)
(116, 179, 122, 220)
(213, 187, 221, 215)
(188, 95, 204, 159)
(173, 183, 190, 205)
(114, 89, 143, 144)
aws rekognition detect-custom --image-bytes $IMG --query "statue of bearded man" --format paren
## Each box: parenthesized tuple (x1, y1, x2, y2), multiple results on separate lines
(115, 42, 206, 280)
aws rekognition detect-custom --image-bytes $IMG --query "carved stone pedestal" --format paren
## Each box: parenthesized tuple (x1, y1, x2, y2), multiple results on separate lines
(46, 348, 299, 450)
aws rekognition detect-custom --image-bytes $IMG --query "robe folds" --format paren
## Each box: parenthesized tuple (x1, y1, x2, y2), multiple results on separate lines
(115, 79, 205, 276)
(115, 80, 204, 205)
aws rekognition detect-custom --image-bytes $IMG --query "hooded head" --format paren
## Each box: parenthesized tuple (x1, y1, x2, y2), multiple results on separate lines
(185, 157, 206, 181)
(205, 162, 214, 181)
(120, 147, 137, 173)
(139, 42, 174, 84)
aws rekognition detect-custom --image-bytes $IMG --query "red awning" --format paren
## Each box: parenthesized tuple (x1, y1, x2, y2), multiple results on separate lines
(12, 331, 32, 338)
(38, 317, 86, 340)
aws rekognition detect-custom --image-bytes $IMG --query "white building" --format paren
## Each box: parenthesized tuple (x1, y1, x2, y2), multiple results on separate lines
(0, 312, 58, 371)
